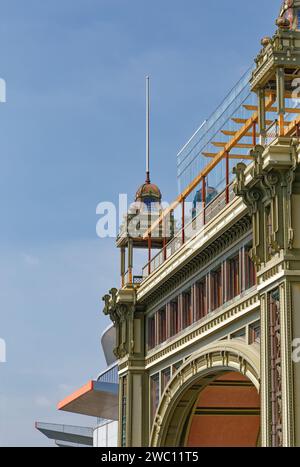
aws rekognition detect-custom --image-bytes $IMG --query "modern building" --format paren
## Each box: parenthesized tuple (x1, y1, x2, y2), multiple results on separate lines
(102, 1, 300, 447)
(36, 325, 118, 447)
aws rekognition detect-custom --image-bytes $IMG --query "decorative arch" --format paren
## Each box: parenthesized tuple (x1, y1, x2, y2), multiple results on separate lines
(150, 341, 260, 447)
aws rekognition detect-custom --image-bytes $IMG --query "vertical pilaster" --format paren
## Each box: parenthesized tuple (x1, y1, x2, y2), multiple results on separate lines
(280, 281, 294, 446)
(207, 273, 212, 314)
(260, 292, 269, 446)
(258, 88, 266, 145)
(223, 260, 228, 303)
(276, 67, 285, 136)
(193, 283, 199, 322)
(154, 311, 159, 347)
(241, 246, 246, 293)
(166, 303, 171, 339)
(121, 247, 126, 287)
(177, 294, 182, 331)
(239, 247, 243, 293)
(128, 239, 133, 284)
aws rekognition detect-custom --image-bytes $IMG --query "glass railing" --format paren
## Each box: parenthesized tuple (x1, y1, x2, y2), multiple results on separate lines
(177, 66, 255, 192)
(97, 364, 118, 385)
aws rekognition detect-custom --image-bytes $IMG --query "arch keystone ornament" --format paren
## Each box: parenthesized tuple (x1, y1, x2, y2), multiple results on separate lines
(150, 341, 260, 447)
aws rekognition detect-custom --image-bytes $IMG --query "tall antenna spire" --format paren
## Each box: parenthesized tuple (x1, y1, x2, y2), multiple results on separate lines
(146, 76, 150, 184)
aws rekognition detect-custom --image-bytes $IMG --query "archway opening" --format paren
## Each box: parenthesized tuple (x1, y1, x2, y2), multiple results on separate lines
(185, 371, 260, 447)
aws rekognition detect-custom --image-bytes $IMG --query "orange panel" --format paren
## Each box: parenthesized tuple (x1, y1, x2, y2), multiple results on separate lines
(198, 386, 260, 408)
(186, 372, 260, 447)
(187, 415, 260, 447)
(57, 381, 93, 410)
(217, 372, 248, 382)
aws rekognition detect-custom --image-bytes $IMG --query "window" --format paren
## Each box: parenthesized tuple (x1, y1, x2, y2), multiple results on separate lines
(195, 279, 207, 321)
(150, 374, 160, 422)
(245, 247, 256, 289)
(249, 321, 260, 344)
(228, 255, 240, 300)
(161, 368, 171, 394)
(158, 308, 167, 344)
(231, 328, 246, 341)
(121, 376, 127, 447)
(147, 316, 156, 350)
(182, 289, 192, 328)
(172, 361, 183, 374)
(170, 299, 180, 337)
(211, 268, 223, 310)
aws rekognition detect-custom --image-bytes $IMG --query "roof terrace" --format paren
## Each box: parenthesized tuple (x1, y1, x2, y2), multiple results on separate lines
(139, 78, 300, 280)
(119, 27, 300, 288)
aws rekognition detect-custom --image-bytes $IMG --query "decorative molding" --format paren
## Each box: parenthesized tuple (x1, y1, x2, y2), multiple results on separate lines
(233, 141, 299, 268)
(269, 288, 283, 447)
(150, 341, 260, 447)
(102, 288, 135, 359)
(138, 214, 252, 309)
(146, 291, 259, 368)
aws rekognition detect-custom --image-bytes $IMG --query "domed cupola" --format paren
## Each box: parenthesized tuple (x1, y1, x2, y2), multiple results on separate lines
(134, 76, 162, 210)
(135, 181, 162, 206)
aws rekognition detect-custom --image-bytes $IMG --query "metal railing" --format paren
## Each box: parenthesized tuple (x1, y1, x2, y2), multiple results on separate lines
(142, 183, 235, 278)
(266, 119, 278, 146)
(133, 276, 143, 285)
(123, 271, 144, 287)
(97, 364, 118, 385)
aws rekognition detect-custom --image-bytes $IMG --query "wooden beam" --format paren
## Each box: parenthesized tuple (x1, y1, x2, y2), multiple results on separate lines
(143, 94, 275, 240)
(244, 104, 300, 114)
(203, 152, 254, 160)
(232, 117, 289, 126)
(232, 117, 249, 124)
(221, 130, 255, 137)
(284, 113, 300, 136)
(265, 90, 294, 99)
(212, 142, 254, 149)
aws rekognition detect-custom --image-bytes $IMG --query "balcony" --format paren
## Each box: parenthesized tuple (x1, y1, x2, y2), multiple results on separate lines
(142, 183, 236, 278)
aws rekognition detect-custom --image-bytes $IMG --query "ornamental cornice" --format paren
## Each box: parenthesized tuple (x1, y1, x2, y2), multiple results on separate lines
(138, 212, 251, 309)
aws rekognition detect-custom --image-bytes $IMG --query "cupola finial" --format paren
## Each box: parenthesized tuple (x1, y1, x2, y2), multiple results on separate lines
(146, 76, 150, 184)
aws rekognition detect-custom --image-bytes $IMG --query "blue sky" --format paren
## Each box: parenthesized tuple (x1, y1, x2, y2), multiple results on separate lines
(0, 0, 278, 446)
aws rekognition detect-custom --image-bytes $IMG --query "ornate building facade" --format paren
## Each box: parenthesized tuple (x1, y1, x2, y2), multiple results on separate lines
(103, 1, 300, 447)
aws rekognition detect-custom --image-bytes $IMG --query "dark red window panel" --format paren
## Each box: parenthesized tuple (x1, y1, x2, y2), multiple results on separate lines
(158, 308, 167, 344)
(182, 290, 192, 329)
(170, 299, 180, 336)
(211, 268, 223, 310)
(147, 316, 156, 350)
(195, 280, 207, 321)
(228, 255, 240, 300)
